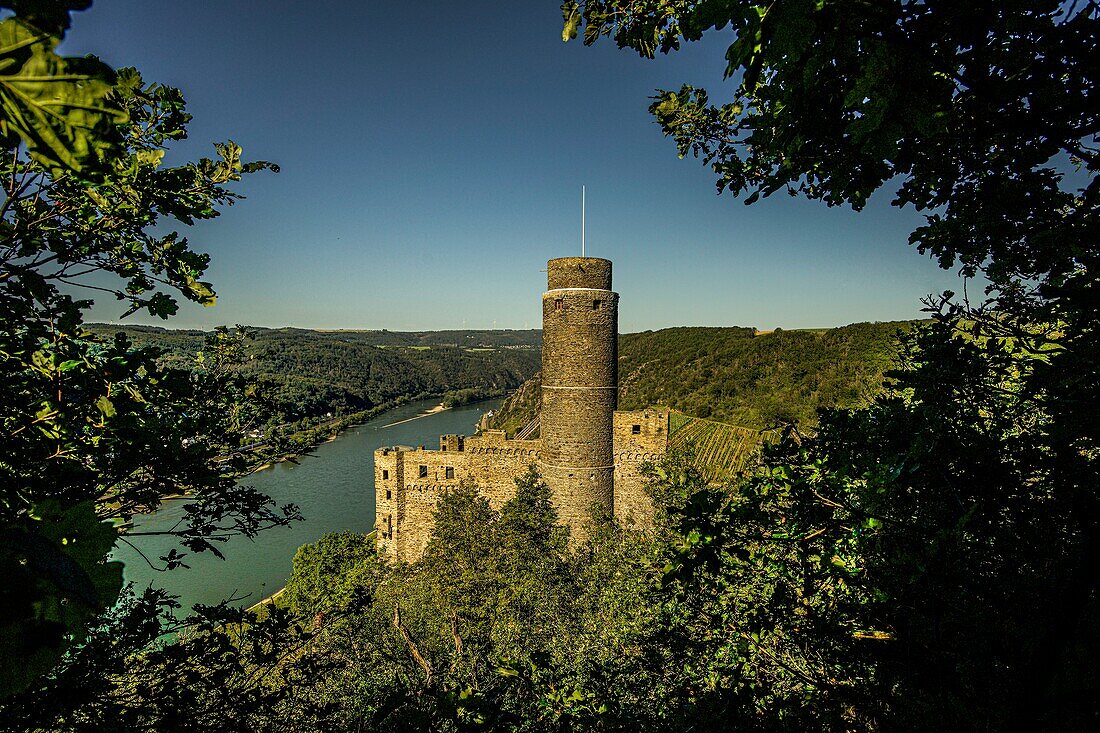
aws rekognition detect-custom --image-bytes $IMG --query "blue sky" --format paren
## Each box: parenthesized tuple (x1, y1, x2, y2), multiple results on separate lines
(65, 1, 966, 332)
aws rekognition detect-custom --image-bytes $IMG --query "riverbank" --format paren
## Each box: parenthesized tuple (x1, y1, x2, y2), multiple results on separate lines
(115, 396, 503, 614)
(137, 394, 499, 515)
(379, 403, 450, 428)
(246, 586, 287, 615)
(246, 393, 444, 475)
(250, 391, 512, 474)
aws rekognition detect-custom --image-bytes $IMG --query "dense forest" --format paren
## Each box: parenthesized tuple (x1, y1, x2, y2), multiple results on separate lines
(490, 322, 912, 435)
(92, 325, 541, 350)
(87, 324, 541, 351)
(85, 324, 540, 455)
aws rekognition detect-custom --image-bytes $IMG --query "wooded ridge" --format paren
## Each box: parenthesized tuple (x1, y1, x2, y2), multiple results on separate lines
(490, 321, 914, 434)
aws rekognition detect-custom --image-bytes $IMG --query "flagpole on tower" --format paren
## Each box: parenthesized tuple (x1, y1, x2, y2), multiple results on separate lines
(581, 185, 586, 257)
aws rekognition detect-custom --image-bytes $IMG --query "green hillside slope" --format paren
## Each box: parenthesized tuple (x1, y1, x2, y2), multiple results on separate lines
(86, 324, 541, 434)
(489, 321, 914, 434)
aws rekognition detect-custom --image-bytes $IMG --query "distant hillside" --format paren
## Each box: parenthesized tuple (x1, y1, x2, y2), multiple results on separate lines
(86, 324, 541, 432)
(88, 324, 541, 349)
(488, 322, 914, 434)
(487, 375, 541, 437)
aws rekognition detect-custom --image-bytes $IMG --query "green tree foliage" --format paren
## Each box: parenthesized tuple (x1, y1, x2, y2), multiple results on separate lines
(285, 531, 383, 619)
(0, 2, 124, 174)
(620, 324, 906, 425)
(0, 1, 308, 720)
(558, 0, 1099, 728)
(441, 386, 500, 409)
(649, 320, 1097, 729)
(0, 587, 331, 732)
(276, 469, 668, 731)
(245, 330, 535, 423)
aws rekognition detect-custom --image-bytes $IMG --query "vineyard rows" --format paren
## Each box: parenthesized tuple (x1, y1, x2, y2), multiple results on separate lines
(668, 413, 770, 482)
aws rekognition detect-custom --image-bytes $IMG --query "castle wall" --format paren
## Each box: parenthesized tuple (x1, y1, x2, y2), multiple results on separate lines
(613, 409, 669, 527)
(462, 430, 541, 507)
(374, 432, 540, 562)
(374, 448, 405, 560)
(375, 410, 669, 561)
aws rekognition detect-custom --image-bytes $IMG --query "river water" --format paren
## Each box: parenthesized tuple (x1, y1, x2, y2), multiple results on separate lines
(114, 397, 501, 612)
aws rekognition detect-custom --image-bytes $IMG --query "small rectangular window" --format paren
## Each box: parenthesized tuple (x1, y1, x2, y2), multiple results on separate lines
(445, 466, 455, 480)
(385, 489, 392, 500)
(382, 469, 389, 480)
(418, 465, 428, 478)
(554, 298, 564, 311)
(632, 424, 641, 434)
(593, 299, 602, 310)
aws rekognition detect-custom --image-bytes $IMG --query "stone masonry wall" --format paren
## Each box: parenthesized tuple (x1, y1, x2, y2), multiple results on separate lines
(374, 431, 540, 562)
(613, 409, 670, 527)
(462, 430, 541, 507)
(374, 448, 404, 560)
(375, 410, 669, 561)
(539, 257, 618, 541)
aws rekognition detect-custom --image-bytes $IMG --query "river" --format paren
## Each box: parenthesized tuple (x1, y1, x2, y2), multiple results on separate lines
(114, 397, 501, 612)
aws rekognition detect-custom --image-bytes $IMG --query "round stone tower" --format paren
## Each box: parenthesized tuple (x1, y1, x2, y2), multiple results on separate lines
(538, 257, 618, 539)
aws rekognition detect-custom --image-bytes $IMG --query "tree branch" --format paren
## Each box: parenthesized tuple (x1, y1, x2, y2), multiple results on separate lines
(393, 604, 433, 686)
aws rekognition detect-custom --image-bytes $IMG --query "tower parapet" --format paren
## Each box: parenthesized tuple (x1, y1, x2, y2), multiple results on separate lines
(538, 257, 618, 539)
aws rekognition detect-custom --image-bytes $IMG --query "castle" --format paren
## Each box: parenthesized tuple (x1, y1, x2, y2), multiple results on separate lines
(374, 257, 670, 561)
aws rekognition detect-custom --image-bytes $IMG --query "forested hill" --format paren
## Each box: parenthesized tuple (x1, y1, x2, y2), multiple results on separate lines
(89, 324, 541, 349)
(86, 324, 541, 433)
(89, 321, 909, 436)
(489, 322, 915, 434)
(302, 328, 540, 348)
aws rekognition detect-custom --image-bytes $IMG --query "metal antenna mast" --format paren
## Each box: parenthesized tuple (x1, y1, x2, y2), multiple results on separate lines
(581, 185, 586, 257)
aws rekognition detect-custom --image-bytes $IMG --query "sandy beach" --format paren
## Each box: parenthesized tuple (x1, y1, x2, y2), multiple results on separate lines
(379, 403, 449, 428)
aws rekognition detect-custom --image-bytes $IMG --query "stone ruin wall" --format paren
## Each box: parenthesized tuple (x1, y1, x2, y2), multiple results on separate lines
(374, 431, 540, 561)
(461, 430, 542, 507)
(374, 448, 403, 558)
(613, 409, 669, 526)
(375, 409, 670, 562)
